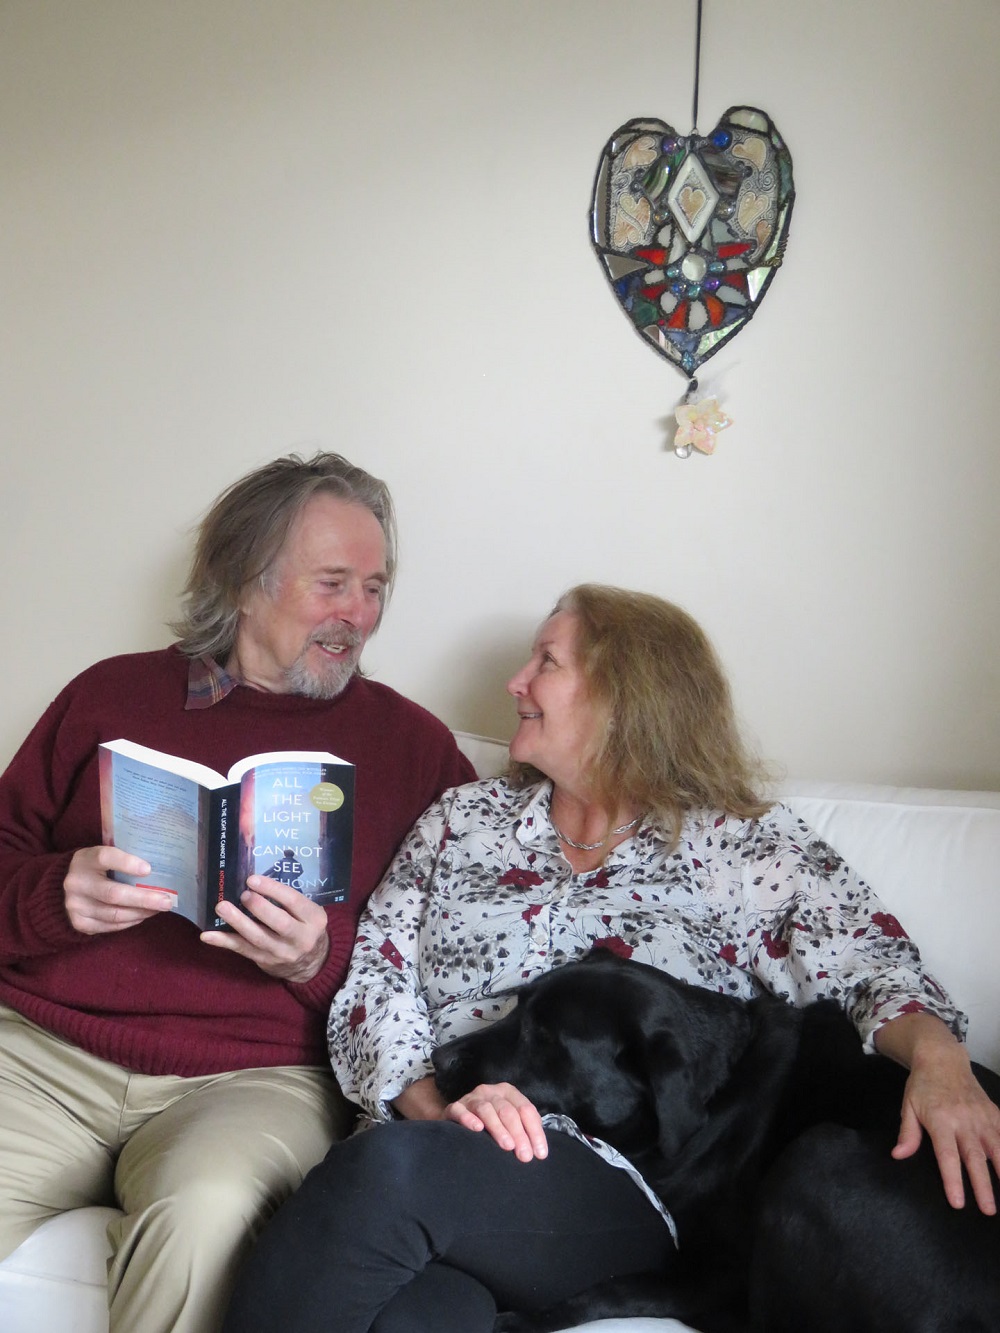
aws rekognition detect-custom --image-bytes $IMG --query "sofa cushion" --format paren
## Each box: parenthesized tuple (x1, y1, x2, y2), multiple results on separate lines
(0, 1205, 116, 1283)
(0, 1206, 117, 1333)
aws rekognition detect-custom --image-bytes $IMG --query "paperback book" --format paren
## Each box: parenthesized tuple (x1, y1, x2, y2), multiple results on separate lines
(98, 738, 355, 929)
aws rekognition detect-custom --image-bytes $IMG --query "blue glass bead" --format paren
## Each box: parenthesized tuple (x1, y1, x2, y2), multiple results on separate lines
(711, 130, 732, 148)
(704, 277, 721, 291)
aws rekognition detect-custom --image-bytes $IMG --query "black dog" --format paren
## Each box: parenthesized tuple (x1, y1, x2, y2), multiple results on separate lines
(432, 950, 1000, 1333)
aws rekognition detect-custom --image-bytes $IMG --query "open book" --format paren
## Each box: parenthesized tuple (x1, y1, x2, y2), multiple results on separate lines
(98, 739, 355, 929)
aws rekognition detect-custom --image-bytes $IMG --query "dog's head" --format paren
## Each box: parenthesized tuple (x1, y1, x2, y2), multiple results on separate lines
(432, 950, 754, 1159)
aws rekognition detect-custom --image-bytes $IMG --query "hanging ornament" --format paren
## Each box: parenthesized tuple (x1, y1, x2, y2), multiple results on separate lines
(589, 1, 794, 457)
(673, 390, 731, 458)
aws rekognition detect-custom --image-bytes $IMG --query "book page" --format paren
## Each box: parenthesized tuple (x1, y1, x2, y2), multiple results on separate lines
(100, 747, 210, 924)
(101, 737, 228, 789)
(225, 749, 348, 783)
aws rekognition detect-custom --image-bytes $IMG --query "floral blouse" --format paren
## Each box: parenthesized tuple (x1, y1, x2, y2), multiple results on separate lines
(329, 778, 964, 1122)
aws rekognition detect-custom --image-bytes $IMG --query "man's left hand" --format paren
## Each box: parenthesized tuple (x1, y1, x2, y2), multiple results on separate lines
(201, 876, 330, 983)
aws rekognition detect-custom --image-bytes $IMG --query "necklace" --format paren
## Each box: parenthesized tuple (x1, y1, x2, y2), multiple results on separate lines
(550, 815, 640, 851)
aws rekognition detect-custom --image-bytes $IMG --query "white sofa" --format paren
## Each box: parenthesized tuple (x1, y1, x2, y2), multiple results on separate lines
(2, 730, 998, 1333)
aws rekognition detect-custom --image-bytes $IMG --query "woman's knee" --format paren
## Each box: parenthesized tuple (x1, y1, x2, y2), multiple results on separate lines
(321, 1120, 475, 1196)
(278, 1120, 491, 1245)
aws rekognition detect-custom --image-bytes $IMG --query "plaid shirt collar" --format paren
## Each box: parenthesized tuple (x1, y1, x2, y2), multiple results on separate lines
(185, 653, 241, 710)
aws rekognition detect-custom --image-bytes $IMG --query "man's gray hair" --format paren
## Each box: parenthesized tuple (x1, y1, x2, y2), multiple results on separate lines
(170, 452, 397, 662)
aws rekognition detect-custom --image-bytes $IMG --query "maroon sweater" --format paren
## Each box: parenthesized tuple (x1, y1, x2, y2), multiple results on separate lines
(0, 647, 474, 1076)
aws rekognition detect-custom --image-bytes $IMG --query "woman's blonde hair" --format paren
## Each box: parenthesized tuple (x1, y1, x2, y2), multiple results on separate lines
(509, 584, 771, 845)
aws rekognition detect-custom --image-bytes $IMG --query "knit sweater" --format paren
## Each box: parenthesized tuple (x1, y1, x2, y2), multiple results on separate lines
(0, 647, 475, 1076)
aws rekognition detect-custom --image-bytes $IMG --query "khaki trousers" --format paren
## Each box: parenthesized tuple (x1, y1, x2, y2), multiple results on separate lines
(0, 1004, 352, 1333)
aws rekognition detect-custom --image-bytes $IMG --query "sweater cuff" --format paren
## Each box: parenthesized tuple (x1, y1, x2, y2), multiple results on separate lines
(283, 914, 354, 1013)
(8, 852, 81, 956)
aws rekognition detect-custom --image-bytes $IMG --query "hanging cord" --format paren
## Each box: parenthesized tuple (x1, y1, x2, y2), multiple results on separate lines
(692, 0, 703, 131)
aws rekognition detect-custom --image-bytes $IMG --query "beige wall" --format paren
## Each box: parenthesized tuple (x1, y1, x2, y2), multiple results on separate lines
(2, 0, 998, 788)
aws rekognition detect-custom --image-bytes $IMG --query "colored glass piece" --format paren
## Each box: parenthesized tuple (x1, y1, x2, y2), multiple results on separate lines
(590, 106, 795, 377)
(666, 153, 720, 243)
(667, 302, 689, 330)
(632, 298, 660, 325)
(704, 294, 725, 327)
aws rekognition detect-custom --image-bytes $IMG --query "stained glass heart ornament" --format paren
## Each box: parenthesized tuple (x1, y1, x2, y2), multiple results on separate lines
(591, 106, 794, 386)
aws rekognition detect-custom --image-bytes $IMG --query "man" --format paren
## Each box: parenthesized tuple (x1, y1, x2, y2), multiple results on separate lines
(0, 453, 475, 1332)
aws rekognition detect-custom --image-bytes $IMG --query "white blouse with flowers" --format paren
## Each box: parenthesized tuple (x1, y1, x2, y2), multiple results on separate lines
(328, 777, 964, 1125)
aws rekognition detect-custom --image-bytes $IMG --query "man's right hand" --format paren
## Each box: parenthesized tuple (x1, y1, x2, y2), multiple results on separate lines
(63, 846, 175, 934)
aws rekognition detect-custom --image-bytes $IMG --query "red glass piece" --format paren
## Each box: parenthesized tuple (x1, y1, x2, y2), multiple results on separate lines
(717, 241, 753, 259)
(704, 294, 725, 327)
(635, 246, 668, 265)
(641, 282, 668, 300)
(667, 301, 688, 330)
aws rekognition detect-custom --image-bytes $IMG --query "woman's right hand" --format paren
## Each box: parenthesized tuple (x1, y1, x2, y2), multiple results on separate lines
(444, 1082, 549, 1162)
(391, 1076, 549, 1162)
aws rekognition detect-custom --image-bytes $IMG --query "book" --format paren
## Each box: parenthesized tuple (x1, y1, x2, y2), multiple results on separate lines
(98, 738, 355, 930)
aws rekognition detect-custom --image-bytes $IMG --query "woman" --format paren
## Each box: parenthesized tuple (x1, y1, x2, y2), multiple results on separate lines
(224, 585, 1000, 1333)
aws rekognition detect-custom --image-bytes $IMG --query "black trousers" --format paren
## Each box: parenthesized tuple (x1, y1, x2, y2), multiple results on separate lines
(222, 1119, 675, 1332)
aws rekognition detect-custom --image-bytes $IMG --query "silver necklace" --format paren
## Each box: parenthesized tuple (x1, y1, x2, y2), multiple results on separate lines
(550, 815, 640, 851)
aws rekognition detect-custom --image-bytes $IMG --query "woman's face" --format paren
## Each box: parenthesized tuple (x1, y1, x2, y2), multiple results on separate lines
(506, 610, 604, 791)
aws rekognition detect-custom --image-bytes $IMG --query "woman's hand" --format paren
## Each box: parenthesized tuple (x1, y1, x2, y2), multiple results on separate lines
(876, 1012, 1000, 1214)
(444, 1082, 549, 1162)
(392, 1076, 548, 1162)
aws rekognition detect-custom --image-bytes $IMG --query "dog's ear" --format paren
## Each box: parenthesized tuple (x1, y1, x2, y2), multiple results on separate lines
(641, 996, 752, 1159)
(639, 1034, 711, 1158)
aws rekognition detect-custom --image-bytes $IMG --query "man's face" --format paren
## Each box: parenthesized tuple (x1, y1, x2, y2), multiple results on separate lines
(233, 493, 388, 697)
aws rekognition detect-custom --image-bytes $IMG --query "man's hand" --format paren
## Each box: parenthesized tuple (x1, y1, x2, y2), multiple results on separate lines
(64, 845, 174, 934)
(200, 875, 330, 983)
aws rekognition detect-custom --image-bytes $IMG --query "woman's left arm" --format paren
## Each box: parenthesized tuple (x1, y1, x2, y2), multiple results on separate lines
(874, 1010, 1000, 1215)
(742, 806, 999, 1213)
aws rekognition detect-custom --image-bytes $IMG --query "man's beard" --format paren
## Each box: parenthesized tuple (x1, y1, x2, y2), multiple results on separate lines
(285, 626, 363, 700)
